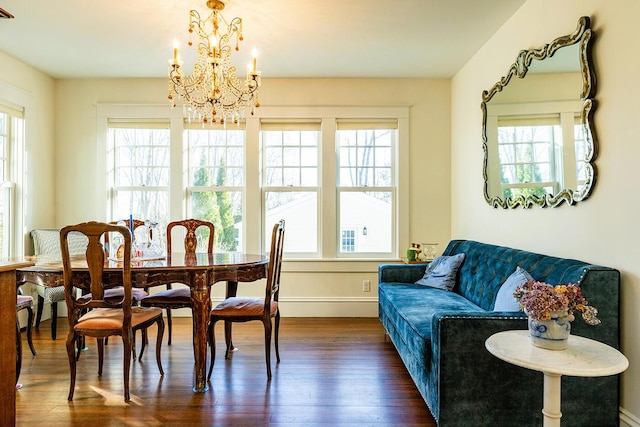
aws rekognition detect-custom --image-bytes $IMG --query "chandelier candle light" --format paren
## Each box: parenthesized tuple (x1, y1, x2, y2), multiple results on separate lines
(168, 0, 261, 124)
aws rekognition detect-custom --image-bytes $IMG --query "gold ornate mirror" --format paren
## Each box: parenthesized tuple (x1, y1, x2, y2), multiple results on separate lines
(481, 16, 595, 208)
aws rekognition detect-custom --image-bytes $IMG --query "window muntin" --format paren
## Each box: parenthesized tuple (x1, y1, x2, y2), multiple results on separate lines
(108, 123, 170, 228)
(336, 122, 396, 256)
(338, 129, 393, 188)
(0, 105, 23, 257)
(186, 127, 245, 252)
(574, 121, 589, 186)
(341, 229, 356, 252)
(496, 114, 561, 200)
(100, 105, 408, 260)
(261, 122, 320, 255)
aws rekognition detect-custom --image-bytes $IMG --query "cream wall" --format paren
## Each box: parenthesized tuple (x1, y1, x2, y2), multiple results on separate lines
(54, 77, 451, 315)
(451, 0, 640, 424)
(0, 51, 56, 251)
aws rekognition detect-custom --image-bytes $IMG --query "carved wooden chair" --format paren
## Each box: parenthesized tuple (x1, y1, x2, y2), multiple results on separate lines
(61, 221, 165, 402)
(207, 219, 285, 379)
(140, 219, 214, 346)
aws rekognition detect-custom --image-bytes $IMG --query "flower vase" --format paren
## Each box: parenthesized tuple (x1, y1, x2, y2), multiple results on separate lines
(528, 310, 573, 350)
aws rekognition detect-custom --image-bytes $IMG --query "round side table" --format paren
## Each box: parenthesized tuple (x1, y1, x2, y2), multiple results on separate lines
(485, 330, 628, 427)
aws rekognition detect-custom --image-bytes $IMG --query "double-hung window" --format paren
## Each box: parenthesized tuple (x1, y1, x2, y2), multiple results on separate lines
(0, 103, 23, 257)
(260, 120, 320, 256)
(107, 120, 170, 228)
(185, 124, 245, 252)
(496, 115, 560, 199)
(336, 120, 396, 256)
(101, 105, 408, 260)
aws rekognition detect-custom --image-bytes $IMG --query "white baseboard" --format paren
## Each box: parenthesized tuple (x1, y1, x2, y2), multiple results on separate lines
(274, 297, 379, 317)
(213, 296, 380, 317)
(620, 407, 640, 427)
(167, 297, 379, 317)
(38, 295, 381, 319)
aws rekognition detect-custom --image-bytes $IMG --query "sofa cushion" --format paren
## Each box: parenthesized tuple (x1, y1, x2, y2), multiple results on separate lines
(442, 240, 601, 311)
(493, 266, 532, 311)
(415, 254, 465, 291)
(378, 282, 482, 368)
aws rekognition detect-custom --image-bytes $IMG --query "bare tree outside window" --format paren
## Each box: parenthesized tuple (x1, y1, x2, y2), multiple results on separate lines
(337, 126, 395, 254)
(110, 126, 170, 230)
(497, 124, 557, 199)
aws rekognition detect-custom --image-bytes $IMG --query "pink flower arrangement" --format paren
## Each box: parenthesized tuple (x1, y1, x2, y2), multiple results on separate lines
(513, 280, 600, 325)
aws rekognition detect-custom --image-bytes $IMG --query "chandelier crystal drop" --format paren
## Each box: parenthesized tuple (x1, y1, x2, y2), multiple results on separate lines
(168, 0, 261, 125)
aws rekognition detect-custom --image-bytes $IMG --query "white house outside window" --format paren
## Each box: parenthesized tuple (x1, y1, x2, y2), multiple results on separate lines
(336, 120, 396, 256)
(100, 104, 409, 260)
(261, 120, 320, 256)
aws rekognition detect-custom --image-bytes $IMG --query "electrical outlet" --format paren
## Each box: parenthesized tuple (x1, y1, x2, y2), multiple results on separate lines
(362, 280, 371, 292)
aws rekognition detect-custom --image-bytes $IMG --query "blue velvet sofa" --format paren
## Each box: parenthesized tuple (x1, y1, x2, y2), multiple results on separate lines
(378, 239, 621, 427)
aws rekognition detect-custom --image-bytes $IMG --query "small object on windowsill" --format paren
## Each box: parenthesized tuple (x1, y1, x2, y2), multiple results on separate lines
(401, 257, 430, 265)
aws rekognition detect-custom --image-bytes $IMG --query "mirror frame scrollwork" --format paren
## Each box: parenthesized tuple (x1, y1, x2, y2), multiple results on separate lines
(481, 16, 596, 208)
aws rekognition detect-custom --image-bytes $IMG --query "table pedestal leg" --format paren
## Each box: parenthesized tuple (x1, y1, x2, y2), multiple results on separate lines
(542, 372, 562, 427)
(191, 271, 210, 392)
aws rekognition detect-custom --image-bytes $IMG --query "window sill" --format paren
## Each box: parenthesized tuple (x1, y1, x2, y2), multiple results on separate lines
(282, 258, 402, 273)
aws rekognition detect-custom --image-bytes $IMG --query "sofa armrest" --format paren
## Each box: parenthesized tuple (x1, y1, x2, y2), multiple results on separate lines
(430, 313, 540, 426)
(378, 263, 426, 284)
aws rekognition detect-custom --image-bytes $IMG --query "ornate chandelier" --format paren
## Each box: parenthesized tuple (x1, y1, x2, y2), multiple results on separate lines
(168, 0, 261, 124)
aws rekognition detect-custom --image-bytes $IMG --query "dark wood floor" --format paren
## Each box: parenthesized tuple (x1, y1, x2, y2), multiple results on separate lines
(16, 317, 436, 426)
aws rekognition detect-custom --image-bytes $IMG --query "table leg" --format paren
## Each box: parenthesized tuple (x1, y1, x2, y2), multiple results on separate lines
(191, 271, 211, 392)
(542, 372, 562, 427)
(225, 281, 238, 352)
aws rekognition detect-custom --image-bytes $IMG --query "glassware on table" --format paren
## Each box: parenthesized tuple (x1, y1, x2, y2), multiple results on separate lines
(144, 220, 165, 258)
(421, 243, 438, 261)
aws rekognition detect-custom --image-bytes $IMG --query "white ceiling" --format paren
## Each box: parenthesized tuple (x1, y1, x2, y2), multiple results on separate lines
(0, 0, 526, 79)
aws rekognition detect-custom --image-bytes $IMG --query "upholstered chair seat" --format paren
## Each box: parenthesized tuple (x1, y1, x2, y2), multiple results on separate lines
(77, 288, 148, 305)
(75, 306, 163, 334)
(141, 287, 191, 306)
(212, 297, 278, 317)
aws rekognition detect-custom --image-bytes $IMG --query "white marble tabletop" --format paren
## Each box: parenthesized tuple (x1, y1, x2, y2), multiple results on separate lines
(485, 330, 628, 377)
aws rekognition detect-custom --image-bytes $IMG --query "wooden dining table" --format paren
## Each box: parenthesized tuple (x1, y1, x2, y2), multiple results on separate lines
(15, 251, 269, 393)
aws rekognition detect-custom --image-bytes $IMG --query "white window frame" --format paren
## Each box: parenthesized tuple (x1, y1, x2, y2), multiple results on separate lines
(260, 120, 321, 258)
(97, 104, 409, 261)
(184, 122, 246, 252)
(253, 105, 409, 260)
(97, 105, 184, 225)
(486, 100, 583, 200)
(336, 120, 397, 258)
(106, 119, 171, 226)
(0, 83, 27, 257)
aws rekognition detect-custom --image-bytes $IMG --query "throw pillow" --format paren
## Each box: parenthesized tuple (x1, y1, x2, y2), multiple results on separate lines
(493, 266, 533, 311)
(415, 253, 466, 291)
